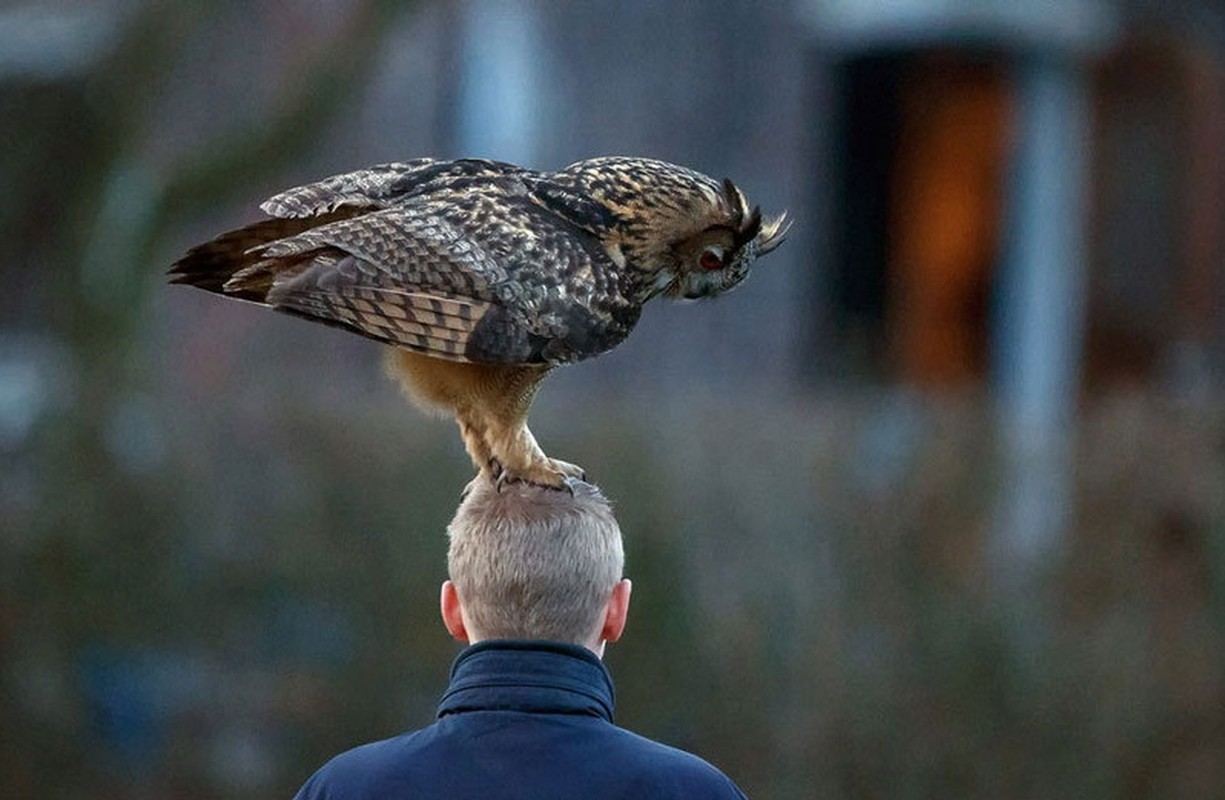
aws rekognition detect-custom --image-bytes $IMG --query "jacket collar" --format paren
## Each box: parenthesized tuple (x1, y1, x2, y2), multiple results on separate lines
(437, 640, 616, 722)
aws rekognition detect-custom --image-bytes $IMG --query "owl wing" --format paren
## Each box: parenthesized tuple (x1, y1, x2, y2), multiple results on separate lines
(258, 158, 526, 217)
(220, 185, 634, 366)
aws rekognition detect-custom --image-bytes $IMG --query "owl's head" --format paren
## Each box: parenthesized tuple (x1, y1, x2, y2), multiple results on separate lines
(557, 157, 789, 300)
(664, 178, 790, 300)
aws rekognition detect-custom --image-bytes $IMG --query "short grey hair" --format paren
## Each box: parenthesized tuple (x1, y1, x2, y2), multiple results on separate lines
(447, 479, 624, 644)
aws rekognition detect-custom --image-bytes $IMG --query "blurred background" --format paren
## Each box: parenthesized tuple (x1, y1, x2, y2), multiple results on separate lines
(2, 0, 1224, 797)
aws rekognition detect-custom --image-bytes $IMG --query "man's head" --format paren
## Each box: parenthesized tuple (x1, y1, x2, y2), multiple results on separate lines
(442, 478, 632, 655)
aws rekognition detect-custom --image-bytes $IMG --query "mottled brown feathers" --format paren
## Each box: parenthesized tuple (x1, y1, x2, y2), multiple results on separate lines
(169, 155, 789, 488)
(167, 209, 360, 301)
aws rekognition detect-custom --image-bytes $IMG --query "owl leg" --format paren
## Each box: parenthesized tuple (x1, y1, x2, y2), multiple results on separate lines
(456, 417, 499, 477)
(386, 350, 584, 490)
(472, 395, 585, 491)
(475, 366, 585, 491)
(484, 419, 586, 492)
(454, 408, 582, 489)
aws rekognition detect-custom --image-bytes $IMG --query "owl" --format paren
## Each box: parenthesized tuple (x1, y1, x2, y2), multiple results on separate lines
(169, 157, 789, 490)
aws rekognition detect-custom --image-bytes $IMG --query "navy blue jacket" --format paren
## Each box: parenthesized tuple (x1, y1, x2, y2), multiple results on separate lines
(293, 640, 747, 799)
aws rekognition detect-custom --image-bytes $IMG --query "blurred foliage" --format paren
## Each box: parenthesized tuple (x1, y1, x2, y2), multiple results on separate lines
(7, 385, 1225, 799)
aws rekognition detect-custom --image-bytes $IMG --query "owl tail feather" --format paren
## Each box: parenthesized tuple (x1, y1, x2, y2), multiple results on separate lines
(166, 210, 355, 302)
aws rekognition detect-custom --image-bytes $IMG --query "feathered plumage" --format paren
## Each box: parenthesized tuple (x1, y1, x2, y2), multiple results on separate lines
(170, 156, 790, 488)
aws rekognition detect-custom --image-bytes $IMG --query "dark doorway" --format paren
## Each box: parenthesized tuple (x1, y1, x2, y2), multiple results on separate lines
(827, 49, 1012, 387)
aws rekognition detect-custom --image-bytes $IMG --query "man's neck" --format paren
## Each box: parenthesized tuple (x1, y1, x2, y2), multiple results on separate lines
(466, 636, 606, 659)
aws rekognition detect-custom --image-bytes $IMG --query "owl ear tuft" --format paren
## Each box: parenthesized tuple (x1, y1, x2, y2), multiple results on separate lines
(720, 178, 748, 224)
(721, 178, 761, 249)
(740, 205, 762, 243)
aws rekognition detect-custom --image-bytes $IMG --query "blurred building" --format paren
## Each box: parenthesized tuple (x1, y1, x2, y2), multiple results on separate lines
(401, 0, 1225, 400)
(803, 0, 1224, 396)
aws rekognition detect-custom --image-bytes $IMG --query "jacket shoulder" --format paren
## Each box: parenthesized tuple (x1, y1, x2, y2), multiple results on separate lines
(291, 730, 434, 800)
(604, 725, 748, 799)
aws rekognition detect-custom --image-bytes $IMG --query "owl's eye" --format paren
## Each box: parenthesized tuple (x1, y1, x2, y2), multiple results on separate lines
(698, 246, 723, 271)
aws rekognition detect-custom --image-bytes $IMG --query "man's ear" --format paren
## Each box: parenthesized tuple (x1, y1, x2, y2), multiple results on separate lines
(440, 581, 469, 643)
(600, 579, 632, 644)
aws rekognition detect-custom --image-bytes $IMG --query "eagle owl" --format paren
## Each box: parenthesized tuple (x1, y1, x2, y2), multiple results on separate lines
(170, 157, 789, 489)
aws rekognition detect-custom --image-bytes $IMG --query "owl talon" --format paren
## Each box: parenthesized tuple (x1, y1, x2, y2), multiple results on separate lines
(547, 458, 586, 482)
(495, 474, 574, 493)
(491, 464, 584, 494)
